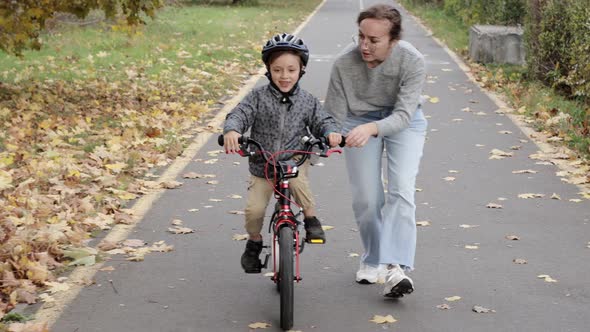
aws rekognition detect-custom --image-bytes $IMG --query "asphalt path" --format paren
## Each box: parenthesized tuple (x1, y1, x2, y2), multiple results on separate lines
(49, 0, 590, 331)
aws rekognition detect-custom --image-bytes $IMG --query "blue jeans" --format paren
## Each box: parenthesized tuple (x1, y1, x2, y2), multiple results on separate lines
(343, 109, 427, 270)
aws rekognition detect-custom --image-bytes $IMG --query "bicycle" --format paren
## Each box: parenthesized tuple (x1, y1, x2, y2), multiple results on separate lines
(218, 134, 343, 330)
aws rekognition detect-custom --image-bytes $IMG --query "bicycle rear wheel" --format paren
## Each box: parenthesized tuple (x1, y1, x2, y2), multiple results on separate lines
(278, 226, 294, 330)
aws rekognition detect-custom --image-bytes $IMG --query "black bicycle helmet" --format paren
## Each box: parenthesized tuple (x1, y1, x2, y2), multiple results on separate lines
(261, 33, 309, 67)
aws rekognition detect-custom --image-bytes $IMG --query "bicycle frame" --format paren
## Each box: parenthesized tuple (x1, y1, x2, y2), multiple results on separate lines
(218, 133, 343, 330)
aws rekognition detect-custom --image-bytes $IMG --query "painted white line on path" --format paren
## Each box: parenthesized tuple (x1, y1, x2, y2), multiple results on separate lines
(34, 0, 328, 328)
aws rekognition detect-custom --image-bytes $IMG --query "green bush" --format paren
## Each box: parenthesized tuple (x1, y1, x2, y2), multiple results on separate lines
(526, 0, 590, 102)
(443, 0, 525, 26)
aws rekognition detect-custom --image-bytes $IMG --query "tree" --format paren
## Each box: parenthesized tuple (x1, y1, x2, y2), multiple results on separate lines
(0, 0, 163, 56)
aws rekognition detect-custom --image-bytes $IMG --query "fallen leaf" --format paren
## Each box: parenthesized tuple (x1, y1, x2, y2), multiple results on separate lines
(452, 118, 463, 122)
(171, 219, 183, 226)
(459, 224, 479, 228)
(322, 225, 334, 231)
(121, 239, 146, 247)
(445, 296, 461, 302)
(486, 203, 503, 209)
(513, 258, 527, 264)
(569, 199, 582, 203)
(232, 234, 248, 241)
(489, 149, 513, 159)
(208, 198, 223, 202)
(436, 304, 451, 310)
(416, 221, 431, 226)
(518, 193, 545, 199)
(228, 194, 242, 199)
(429, 97, 440, 103)
(472, 305, 496, 313)
(551, 193, 561, 200)
(443, 176, 456, 182)
(161, 181, 183, 189)
(498, 130, 512, 134)
(537, 274, 558, 282)
(448, 170, 459, 173)
(206, 180, 219, 185)
(512, 169, 537, 174)
(168, 226, 194, 234)
(348, 253, 360, 257)
(203, 159, 218, 164)
(100, 266, 116, 271)
(228, 210, 245, 215)
(188, 208, 200, 212)
(464, 245, 479, 250)
(248, 322, 271, 329)
(369, 314, 397, 324)
(505, 235, 520, 240)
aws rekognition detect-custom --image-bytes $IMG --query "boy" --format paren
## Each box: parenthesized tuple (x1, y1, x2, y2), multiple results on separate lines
(223, 33, 342, 273)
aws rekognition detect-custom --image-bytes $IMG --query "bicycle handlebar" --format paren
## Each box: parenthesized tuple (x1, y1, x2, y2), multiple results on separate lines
(217, 134, 345, 167)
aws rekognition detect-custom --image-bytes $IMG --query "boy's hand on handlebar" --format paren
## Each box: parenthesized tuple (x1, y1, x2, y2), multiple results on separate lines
(224, 131, 242, 154)
(327, 132, 343, 147)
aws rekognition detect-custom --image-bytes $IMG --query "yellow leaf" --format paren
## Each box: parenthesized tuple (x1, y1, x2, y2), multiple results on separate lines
(445, 296, 462, 302)
(416, 221, 431, 226)
(321, 225, 334, 231)
(429, 97, 440, 103)
(369, 314, 397, 324)
(104, 163, 127, 173)
(464, 245, 479, 250)
(0, 170, 13, 190)
(232, 234, 248, 241)
(117, 192, 137, 200)
(248, 322, 271, 329)
(537, 274, 558, 283)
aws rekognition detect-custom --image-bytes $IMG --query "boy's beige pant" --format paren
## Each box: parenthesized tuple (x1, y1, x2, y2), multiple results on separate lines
(245, 161, 315, 235)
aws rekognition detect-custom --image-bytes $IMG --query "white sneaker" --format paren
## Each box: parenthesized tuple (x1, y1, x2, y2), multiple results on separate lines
(382, 264, 414, 298)
(356, 262, 386, 284)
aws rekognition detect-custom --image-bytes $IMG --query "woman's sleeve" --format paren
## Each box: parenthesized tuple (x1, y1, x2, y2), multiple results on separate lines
(323, 65, 348, 130)
(375, 54, 425, 136)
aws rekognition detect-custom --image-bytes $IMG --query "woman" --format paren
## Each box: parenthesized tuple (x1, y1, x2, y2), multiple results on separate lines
(323, 4, 427, 298)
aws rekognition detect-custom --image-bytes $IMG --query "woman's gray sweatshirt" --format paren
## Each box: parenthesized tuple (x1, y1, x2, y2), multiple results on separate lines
(323, 40, 425, 136)
(224, 84, 338, 178)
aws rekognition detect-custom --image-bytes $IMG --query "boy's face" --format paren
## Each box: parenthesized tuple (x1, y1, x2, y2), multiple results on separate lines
(269, 53, 302, 93)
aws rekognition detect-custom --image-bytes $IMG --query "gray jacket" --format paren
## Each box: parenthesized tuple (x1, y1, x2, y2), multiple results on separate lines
(223, 84, 339, 178)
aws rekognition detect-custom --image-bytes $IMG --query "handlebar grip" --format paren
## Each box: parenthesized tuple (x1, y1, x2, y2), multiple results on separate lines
(339, 136, 346, 148)
(217, 134, 245, 146)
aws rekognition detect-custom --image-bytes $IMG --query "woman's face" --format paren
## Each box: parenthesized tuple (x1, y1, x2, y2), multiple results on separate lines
(269, 53, 302, 93)
(358, 18, 395, 68)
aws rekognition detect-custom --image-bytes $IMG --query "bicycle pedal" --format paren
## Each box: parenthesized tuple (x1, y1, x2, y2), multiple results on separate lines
(306, 238, 325, 244)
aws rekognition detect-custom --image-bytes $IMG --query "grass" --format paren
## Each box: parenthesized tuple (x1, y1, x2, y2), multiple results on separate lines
(0, 0, 321, 86)
(399, 0, 590, 159)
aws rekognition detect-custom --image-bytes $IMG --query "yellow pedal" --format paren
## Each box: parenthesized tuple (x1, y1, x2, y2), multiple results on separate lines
(309, 239, 324, 244)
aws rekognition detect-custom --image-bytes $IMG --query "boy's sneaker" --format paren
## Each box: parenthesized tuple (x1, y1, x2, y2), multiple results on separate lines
(356, 262, 386, 284)
(241, 240, 263, 273)
(382, 264, 414, 298)
(304, 217, 326, 244)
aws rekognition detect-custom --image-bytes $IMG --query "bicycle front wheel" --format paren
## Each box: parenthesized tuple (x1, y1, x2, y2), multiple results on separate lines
(278, 226, 294, 330)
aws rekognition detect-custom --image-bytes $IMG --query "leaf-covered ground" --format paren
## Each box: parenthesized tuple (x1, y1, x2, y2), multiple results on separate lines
(0, 0, 321, 322)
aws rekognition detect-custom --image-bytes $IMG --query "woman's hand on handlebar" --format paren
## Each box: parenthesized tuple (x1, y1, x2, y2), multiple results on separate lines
(223, 131, 242, 154)
(345, 123, 378, 148)
(327, 132, 343, 147)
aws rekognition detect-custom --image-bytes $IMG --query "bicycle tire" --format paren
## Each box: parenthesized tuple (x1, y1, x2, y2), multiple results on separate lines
(278, 226, 294, 330)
